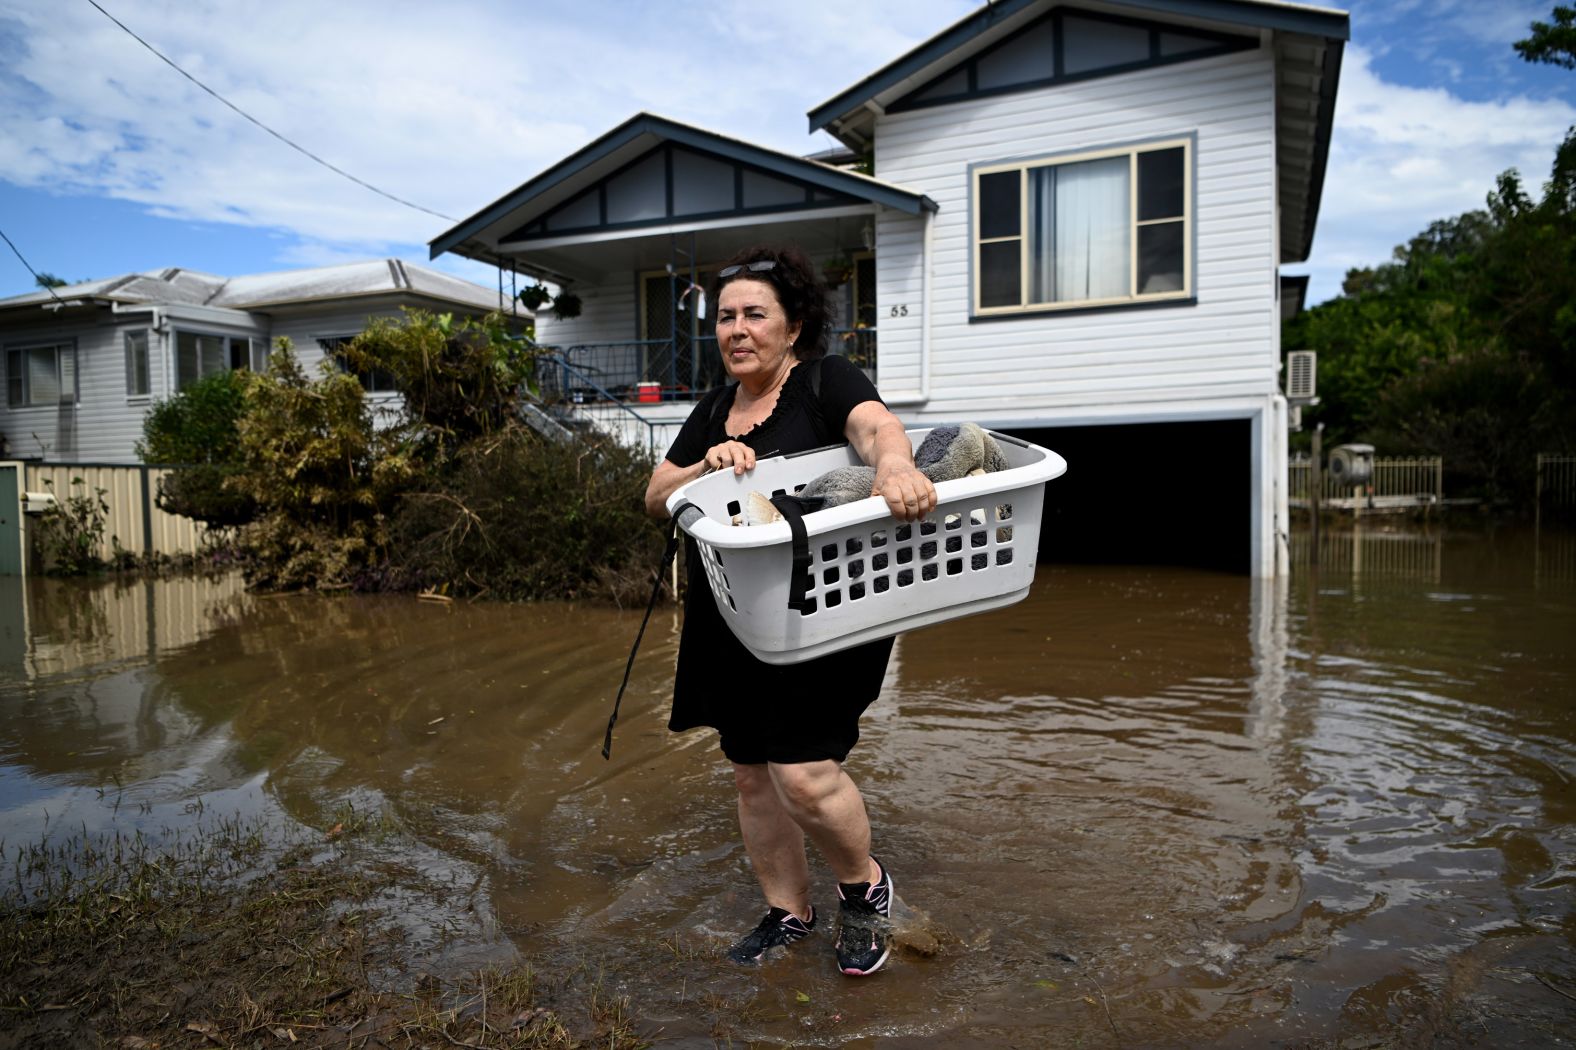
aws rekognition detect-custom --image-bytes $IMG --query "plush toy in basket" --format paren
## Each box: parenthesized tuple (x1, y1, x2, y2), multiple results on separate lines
(667, 425, 1067, 665)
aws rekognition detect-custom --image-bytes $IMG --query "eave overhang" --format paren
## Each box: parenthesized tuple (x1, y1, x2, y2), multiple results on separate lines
(429, 112, 936, 268)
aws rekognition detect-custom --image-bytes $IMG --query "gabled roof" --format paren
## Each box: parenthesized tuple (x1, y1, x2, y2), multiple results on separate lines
(429, 112, 936, 265)
(808, 0, 1349, 263)
(0, 260, 503, 315)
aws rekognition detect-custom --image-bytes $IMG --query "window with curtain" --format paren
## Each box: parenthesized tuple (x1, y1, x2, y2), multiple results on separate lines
(973, 138, 1191, 315)
(6, 342, 76, 407)
(175, 331, 266, 389)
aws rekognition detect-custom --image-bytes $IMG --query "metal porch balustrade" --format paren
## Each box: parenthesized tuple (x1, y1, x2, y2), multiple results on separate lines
(542, 328, 878, 405)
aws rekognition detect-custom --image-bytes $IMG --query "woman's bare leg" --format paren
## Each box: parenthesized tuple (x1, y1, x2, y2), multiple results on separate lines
(766, 759, 881, 886)
(733, 763, 813, 920)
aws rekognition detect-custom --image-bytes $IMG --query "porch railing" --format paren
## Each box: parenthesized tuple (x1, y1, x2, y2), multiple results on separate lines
(537, 355, 659, 454)
(554, 328, 877, 402)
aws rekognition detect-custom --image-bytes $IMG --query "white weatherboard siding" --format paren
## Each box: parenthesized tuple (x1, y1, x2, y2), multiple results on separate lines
(1, 313, 161, 463)
(873, 48, 1279, 420)
(536, 278, 638, 349)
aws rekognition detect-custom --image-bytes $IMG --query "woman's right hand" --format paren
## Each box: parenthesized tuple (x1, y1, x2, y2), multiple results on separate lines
(644, 440, 758, 520)
(703, 440, 756, 476)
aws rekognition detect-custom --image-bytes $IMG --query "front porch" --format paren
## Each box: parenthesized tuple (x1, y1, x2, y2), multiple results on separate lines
(430, 113, 932, 416)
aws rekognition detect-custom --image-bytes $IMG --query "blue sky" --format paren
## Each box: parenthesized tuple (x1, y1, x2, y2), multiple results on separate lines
(1, 0, 1572, 306)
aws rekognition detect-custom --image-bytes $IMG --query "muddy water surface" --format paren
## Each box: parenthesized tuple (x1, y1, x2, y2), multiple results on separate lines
(1, 525, 1573, 1047)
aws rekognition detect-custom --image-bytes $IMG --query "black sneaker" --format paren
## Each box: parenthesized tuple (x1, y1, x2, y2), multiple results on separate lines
(727, 905, 816, 964)
(835, 857, 894, 976)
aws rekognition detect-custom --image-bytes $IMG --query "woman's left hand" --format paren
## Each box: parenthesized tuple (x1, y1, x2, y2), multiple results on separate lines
(873, 463, 936, 522)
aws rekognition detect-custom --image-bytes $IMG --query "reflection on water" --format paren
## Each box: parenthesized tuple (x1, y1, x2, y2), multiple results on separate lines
(0, 526, 1572, 1047)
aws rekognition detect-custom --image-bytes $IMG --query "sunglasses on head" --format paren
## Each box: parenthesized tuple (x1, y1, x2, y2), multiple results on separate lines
(717, 260, 777, 279)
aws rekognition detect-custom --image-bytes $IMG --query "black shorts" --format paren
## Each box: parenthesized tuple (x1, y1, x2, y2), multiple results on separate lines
(670, 553, 893, 765)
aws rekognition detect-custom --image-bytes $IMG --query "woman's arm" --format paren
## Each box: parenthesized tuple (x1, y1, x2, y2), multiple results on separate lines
(843, 401, 935, 522)
(643, 439, 759, 520)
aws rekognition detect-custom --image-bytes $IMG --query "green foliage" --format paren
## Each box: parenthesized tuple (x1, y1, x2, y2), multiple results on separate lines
(228, 342, 405, 590)
(138, 370, 257, 527)
(35, 478, 113, 575)
(1516, 5, 1576, 68)
(344, 310, 542, 455)
(34, 272, 67, 289)
(387, 428, 663, 603)
(138, 370, 248, 464)
(1287, 129, 1576, 503)
(228, 322, 665, 602)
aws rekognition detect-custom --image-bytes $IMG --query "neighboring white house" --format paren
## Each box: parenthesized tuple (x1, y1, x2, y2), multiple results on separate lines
(431, 0, 1348, 576)
(0, 259, 516, 463)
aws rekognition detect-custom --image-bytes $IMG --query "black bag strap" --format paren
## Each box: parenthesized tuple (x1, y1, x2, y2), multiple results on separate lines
(602, 500, 699, 760)
(768, 493, 826, 612)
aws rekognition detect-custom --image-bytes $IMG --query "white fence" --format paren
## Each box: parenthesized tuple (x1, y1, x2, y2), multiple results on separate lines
(1289, 455, 1443, 508)
(1537, 454, 1576, 510)
(24, 463, 208, 562)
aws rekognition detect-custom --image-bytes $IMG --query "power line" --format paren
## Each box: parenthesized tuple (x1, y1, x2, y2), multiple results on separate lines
(86, 0, 457, 223)
(0, 226, 71, 306)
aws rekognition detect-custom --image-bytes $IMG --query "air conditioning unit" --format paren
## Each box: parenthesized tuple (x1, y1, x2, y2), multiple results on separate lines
(1329, 443, 1374, 486)
(1286, 350, 1316, 400)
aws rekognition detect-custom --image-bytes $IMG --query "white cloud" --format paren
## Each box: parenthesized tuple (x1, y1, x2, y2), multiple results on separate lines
(0, 0, 969, 264)
(1292, 45, 1576, 302)
(5, 0, 1571, 312)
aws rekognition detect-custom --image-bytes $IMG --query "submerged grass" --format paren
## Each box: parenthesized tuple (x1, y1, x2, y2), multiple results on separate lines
(0, 812, 647, 1048)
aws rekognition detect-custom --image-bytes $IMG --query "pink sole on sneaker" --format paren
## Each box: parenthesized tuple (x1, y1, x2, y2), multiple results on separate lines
(840, 948, 891, 976)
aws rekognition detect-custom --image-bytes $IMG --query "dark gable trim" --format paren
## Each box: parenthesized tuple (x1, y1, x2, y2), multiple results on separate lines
(888, 7, 1257, 115)
(807, 0, 1349, 132)
(501, 143, 868, 244)
(807, 0, 1041, 134)
(431, 113, 933, 260)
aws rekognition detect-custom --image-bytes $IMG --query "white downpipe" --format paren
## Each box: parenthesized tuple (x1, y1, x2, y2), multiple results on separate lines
(884, 206, 933, 407)
(1272, 392, 1290, 577)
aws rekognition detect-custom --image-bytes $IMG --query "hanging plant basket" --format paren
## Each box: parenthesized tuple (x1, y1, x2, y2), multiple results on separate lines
(517, 283, 553, 310)
(822, 254, 854, 290)
(551, 291, 582, 321)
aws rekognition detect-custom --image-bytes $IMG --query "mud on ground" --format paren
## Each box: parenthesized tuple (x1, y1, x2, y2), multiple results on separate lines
(0, 814, 642, 1049)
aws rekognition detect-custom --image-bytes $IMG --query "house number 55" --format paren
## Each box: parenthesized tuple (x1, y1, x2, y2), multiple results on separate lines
(889, 304, 909, 317)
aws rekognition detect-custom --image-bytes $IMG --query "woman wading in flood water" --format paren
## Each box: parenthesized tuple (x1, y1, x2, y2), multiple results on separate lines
(644, 245, 934, 976)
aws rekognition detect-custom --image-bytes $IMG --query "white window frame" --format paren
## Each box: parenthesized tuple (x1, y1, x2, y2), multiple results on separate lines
(971, 136, 1194, 317)
(173, 328, 266, 390)
(125, 329, 152, 399)
(5, 339, 78, 408)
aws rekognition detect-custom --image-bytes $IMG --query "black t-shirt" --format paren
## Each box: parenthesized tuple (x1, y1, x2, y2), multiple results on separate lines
(663, 353, 894, 747)
(664, 354, 882, 467)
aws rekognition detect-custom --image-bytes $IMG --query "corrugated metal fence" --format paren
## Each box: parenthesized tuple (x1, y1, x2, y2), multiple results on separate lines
(25, 463, 208, 561)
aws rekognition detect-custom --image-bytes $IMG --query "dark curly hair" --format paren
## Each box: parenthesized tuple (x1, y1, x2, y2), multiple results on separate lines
(709, 244, 830, 361)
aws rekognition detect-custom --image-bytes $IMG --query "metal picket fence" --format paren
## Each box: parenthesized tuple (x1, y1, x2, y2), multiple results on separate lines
(1289, 455, 1443, 506)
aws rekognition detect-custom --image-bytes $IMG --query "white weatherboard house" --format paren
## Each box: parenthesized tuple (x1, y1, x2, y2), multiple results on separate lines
(432, 0, 1348, 576)
(0, 260, 511, 464)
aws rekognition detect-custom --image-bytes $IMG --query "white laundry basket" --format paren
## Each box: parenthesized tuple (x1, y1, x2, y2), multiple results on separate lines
(667, 428, 1067, 665)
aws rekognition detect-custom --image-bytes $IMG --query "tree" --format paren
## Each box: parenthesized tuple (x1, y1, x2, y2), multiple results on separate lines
(138, 370, 257, 527)
(1516, 5, 1576, 69)
(1287, 131, 1576, 503)
(34, 273, 66, 289)
(227, 342, 407, 590)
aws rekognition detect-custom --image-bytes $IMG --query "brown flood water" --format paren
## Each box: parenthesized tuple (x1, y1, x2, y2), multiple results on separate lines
(2, 523, 1573, 1047)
